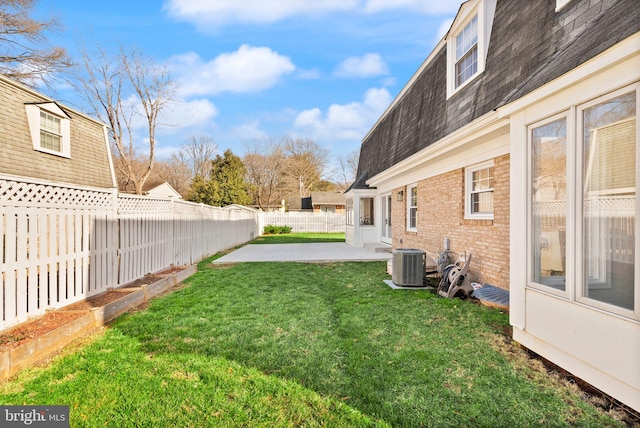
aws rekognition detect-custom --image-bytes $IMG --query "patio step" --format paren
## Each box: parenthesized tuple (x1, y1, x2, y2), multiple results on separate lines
(364, 242, 392, 253)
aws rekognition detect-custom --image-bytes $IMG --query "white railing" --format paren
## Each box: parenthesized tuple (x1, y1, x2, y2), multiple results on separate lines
(1, 176, 259, 331)
(260, 211, 346, 233)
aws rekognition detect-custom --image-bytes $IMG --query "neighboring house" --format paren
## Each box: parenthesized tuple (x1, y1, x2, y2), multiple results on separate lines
(310, 191, 346, 213)
(144, 182, 183, 199)
(345, 0, 639, 411)
(0, 74, 116, 189)
(288, 192, 345, 213)
(287, 195, 313, 212)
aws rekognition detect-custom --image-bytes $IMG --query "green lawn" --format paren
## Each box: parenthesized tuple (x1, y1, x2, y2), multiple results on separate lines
(0, 255, 624, 427)
(251, 232, 345, 244)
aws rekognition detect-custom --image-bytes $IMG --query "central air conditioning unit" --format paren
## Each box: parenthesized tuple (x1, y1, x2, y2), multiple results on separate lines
(392, 248, 425, 287)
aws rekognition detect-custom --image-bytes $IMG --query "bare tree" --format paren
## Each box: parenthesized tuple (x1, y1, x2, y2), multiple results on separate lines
(336, 149, 359, 191)
(154, 156, 192, 197)
(77, 46, 175, 194)
(283, 137, 329, 197)
(181, 135, 218, 178)
(243, 138, 288, 210)
(0, 0, 72, 85)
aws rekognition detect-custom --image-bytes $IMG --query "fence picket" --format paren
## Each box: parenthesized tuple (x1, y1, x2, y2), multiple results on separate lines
(1, 177, 260, 331)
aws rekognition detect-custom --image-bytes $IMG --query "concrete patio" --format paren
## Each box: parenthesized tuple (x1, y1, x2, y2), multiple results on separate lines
(213, 242, 392, 264)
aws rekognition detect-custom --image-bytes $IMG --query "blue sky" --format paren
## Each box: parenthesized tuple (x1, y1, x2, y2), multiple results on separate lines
(35, 0, 461, 176)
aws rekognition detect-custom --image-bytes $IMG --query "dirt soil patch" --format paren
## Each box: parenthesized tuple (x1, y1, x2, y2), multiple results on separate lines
(64, 290, 136, 311)
(157, 266, 186, 275)
(0, 312, 86, 348)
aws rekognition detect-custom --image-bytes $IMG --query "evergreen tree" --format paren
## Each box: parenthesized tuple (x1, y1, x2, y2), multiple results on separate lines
(188, 149, 251, 206)
(211, 149, 252, 206)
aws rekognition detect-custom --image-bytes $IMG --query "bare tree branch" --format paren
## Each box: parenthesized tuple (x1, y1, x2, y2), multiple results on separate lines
(0, 0, 72, 85)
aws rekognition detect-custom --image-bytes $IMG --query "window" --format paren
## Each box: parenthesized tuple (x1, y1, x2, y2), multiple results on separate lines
(359, 198, 374, 225)
(25, 102, 71, 157)
(580, 91, 636, 311)
(530, 116, 567, 291)
(465, 161, 494, 219)
(407, 185, 418, 231)
(40, 111, 62, 152)
(346, 198, 354, 226)
(528, 86, 638, 317)
(455, 15, 478, 88)
(446, 0, 496, 98)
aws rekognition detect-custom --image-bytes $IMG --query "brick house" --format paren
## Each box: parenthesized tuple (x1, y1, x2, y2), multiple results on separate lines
(345, 0, 639, 410)
(0, 74, 116, 188)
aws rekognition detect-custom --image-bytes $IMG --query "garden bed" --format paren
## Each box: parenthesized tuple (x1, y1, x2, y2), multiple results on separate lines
(0, 265, 197, 380)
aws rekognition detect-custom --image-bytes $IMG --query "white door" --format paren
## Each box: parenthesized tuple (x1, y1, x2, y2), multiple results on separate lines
(381, 194, 392, 244)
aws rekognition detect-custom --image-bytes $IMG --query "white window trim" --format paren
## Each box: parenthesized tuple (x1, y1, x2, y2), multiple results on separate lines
(574, 85, 639, 320)
(407, 184, 418, 232)
(465, 160, 495, 220)
(25, 102, 71, 158)
(446, 0, 496, 98)
(526, 111, 572, 300)
(525, 84, 639, 320)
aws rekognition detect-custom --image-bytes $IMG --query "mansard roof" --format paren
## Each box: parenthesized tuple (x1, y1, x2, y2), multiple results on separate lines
(353, 0, 640, 189)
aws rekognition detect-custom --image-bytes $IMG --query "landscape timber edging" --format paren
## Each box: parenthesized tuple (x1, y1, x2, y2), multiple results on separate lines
(0, 265, 197, 380)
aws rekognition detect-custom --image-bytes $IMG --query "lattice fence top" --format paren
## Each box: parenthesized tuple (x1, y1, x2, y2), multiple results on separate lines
(118, 194, 173, 213)
(534, 196, 635, 216)
(0, 179, 114, 207)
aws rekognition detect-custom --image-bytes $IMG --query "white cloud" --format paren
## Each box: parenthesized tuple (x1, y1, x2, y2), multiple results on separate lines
(232, 120, 269, 141)
(363, 0, 460, 14)
(294, 87, 392, 140)
(170, 45, 296, 97)
(164, 0, 460, 28)
(160, 98, 219, 131)
(297, 68, 322, 80)
(164, 0, 359, 27)
(334, 53, 389, 78)
(436, 18, 454, 41)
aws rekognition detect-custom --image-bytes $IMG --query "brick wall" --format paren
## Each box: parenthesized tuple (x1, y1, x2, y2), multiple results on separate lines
(392, 154, 510, 289)
(0, 78, 114, 189)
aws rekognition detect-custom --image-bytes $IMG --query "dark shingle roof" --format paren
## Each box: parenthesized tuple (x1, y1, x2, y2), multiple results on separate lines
(355, 0, 640, 188)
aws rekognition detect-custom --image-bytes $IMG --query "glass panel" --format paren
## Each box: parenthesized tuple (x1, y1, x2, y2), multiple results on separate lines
(456, 15, 478, 60)
(472, 192, 493, 214)
(40, 130, 61, 151)
(583, 92, 635, 310)
(346, 198, 353, 226)
(472, 167, 494, 191)
(409, 186, 417, 228)
(359, 198, 374, 225)
(456, 47, 478, 87)
(40, 111, 61, 133)
(532, 118, 567, 290)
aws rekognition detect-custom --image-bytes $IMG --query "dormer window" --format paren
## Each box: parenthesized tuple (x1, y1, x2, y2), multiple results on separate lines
(25, 102, 71, 158)
(446, 0, 496, 98)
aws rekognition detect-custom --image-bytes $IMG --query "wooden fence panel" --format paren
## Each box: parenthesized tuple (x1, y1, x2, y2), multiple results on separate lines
(1, 177, 260, 331)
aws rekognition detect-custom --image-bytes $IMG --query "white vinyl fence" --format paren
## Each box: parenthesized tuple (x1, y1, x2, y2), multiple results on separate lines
(260, 211, 346, 233)
(0, 176, 259, 331)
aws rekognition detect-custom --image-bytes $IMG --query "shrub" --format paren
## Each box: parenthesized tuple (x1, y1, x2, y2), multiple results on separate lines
(263, 225, 292, 234)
